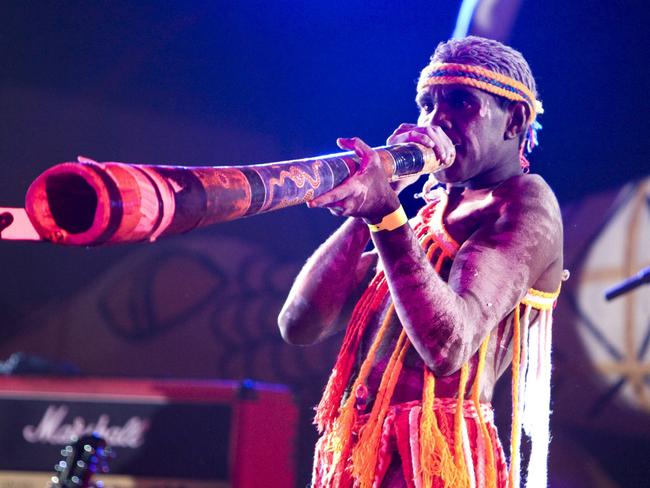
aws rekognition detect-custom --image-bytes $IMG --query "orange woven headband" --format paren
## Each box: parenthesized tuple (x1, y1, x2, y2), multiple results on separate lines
(417, 62, 543, 123)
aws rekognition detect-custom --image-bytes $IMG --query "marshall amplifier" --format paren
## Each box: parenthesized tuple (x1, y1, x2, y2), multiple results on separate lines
(0, 376, 297, 487)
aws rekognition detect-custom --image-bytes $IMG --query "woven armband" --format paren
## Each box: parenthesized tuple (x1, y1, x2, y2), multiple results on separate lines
(367, 205, 407, 233)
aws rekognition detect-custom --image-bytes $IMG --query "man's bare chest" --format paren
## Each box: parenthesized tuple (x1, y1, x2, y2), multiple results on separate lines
(442, 188, 501, 244)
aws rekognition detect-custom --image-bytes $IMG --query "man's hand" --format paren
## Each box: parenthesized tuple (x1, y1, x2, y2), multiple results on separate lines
(307, 125, 454, 221)
(307, 137, 400, 223)
(387, 123, 456, 194)
(387, 123, 455, 163)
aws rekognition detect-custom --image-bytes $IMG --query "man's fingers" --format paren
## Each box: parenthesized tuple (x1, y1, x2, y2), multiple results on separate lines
(307, 136, 389, 216)
(336, 137, 354, 151)
(428, 126, 455, 165)
(393, 123, 417, 135)
(337, 136, 381, 173)
(309, 181, 353, 208)
(388, 129, 435, 148)
(338, 137, 374, 157)
(386, 125, 455, 166)
(423, 126, 447, 162)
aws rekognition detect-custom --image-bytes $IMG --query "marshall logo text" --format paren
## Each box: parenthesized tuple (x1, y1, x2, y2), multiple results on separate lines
(22, 405, 149, 448)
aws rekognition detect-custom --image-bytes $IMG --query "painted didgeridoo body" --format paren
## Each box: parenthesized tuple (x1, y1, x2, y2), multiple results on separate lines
(25, 143, 451, 246)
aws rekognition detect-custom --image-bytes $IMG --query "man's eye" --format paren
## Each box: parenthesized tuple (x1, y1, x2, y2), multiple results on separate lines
(420, 101, 434, 113)
(450, 95, 471, 109)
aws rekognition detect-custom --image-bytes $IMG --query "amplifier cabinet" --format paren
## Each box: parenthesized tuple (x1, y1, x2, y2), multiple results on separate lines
(0, 377, 297, 487)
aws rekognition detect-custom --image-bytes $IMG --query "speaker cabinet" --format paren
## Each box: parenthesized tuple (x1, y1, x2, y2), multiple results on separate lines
(0, 377, 297, 487)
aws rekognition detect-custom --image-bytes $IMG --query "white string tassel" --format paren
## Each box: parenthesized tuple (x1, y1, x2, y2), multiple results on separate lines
(508, 305, 531, 487)
(524, 309, 553, 488)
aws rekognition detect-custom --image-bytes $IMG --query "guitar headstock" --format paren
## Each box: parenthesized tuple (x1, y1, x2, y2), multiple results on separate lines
(50, 433, 111, 488)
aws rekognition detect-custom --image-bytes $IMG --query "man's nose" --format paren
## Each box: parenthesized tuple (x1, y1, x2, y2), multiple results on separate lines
(421, 106, 451, 130)
(431, 106, 451, 129)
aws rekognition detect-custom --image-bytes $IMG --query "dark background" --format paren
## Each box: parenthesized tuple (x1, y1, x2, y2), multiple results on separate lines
(3, 1, 649, 204)
(2, 1, 650, 486)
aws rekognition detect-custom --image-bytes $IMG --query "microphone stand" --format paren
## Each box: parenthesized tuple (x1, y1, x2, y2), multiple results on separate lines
(604, 267, 650, 301)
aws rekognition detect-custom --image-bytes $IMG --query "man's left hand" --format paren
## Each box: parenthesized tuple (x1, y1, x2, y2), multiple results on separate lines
(307, 137, 401, 223)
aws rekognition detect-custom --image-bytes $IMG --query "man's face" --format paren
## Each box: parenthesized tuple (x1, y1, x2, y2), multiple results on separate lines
(416, 84, 511, 187)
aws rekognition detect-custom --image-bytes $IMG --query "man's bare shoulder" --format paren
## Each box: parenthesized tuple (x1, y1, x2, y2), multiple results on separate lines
(492, 173, 564, 291)
(493, 173, 560, 213)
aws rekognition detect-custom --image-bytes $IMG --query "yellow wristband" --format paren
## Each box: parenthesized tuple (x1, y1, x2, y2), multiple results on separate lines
(367, 205, 408, 232)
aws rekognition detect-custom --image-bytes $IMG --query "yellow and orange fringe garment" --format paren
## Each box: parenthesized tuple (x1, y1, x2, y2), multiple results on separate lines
(312, 190, 560, 488)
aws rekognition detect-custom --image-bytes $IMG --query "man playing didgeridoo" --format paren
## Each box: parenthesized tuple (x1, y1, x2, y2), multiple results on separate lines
(279, 36, 564, 488)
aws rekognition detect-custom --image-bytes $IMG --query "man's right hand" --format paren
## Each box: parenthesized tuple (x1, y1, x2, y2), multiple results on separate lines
(386, 123, 456, 194)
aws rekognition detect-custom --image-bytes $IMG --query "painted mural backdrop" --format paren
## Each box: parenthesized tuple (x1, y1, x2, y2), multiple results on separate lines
(0, 231, 342, 485)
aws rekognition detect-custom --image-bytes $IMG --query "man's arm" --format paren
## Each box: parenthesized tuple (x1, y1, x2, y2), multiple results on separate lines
(372, 174, 563, 375)
(277, 133, 433, 346)
(277, 217, 377, 345)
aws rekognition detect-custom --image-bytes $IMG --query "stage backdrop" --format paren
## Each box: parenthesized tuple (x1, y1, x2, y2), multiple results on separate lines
(545, 176, 650, 487)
